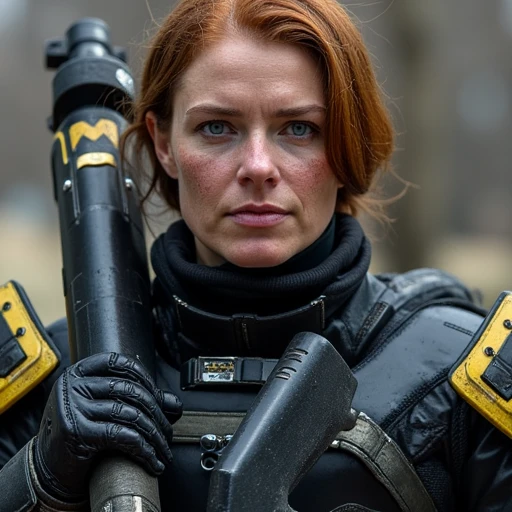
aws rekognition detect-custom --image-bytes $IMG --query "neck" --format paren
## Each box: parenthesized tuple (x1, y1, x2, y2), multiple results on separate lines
(218, 216, 336, 277)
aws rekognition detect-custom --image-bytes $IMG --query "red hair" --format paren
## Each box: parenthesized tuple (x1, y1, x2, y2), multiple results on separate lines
(123, 0, 395, 219)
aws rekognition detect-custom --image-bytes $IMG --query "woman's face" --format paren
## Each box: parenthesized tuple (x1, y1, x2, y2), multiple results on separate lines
(148, 34, 342, 267)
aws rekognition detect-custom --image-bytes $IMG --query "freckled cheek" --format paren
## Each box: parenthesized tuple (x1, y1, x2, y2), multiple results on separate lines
(175, 151, 223, 202)
(292, 157, 338, 201)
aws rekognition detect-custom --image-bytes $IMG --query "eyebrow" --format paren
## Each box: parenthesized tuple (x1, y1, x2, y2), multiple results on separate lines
(185, 104, 326, 118)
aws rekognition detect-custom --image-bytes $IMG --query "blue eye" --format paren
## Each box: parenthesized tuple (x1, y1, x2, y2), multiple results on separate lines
(203, 122, 226, 135)
(287, 122, 312, 137)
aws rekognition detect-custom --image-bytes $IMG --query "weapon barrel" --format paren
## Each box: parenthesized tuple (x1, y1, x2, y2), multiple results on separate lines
(207, 331, 358, 512)
(47, 18, 161, 512)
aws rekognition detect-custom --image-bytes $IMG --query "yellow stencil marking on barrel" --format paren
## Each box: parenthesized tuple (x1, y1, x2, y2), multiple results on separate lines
(76, 152, 117, 170)
(69, 119, 119, 150)
(450, 292, 512, 438)
(54, 131, 69, 164)
(0, 282, 59, 414)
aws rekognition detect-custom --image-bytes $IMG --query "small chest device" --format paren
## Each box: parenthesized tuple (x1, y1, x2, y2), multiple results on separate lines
(181, 356, 278, 389)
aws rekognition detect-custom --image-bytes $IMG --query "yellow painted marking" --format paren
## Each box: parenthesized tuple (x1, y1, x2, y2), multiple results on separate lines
(77, 152, 117, 170)
(451, 292, 512, 438)
(54, 131, 69, 164)
(69, 119, 119, 150)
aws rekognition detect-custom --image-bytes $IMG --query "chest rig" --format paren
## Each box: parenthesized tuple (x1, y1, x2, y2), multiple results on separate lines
(155, 269, 484, 512)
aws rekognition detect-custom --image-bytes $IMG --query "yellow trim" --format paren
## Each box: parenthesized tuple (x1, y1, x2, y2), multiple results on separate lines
(0, 282, 59, 414)
(76, 152, 117, 170)
(54, 131, 69, 164)
(69, 120, 119, 150)
(450, 292, 512, 438)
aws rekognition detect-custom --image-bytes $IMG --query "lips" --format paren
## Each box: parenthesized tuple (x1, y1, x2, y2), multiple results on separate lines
(230, 204, 288, 215)
(228, 204, 289, 227)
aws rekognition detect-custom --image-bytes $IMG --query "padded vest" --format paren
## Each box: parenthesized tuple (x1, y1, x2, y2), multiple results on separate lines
(152, 270, 484, 511)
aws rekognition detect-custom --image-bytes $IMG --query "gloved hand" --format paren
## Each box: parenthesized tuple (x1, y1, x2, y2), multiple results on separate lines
(32, 352, 182, 503)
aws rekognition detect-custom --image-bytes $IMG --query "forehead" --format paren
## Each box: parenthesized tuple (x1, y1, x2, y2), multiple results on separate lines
(174, 34, 324, 109)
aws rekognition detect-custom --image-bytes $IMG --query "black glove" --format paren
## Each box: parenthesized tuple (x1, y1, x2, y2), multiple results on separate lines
(32, 352, 182, 503)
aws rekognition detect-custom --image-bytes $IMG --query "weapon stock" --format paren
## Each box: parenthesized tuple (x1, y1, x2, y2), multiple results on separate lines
(46, 18, 161, 512)
(207, 332, 358, 512)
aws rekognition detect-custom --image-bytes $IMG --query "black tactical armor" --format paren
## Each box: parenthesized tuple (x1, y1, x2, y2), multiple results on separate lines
(0, 215, 511, 512)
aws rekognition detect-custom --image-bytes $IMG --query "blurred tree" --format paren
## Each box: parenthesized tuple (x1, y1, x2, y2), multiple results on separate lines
(384, 2, 451, 272)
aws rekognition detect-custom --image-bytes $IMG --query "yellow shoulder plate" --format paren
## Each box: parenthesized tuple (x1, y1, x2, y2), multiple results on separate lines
(0, 281, 60, 414)
(449, 291, 512, 438)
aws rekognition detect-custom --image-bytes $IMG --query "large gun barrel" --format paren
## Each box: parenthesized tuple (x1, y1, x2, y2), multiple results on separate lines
(45, 18, 161, 512)
(207, 331, 358, 512)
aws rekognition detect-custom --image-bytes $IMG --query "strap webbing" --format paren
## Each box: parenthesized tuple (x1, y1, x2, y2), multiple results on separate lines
(172, 411, 437, 512)
(334, 413, 436, 512)
(173, 411, 245, 443)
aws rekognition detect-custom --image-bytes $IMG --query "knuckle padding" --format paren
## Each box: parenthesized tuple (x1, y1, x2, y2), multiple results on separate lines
(86, 402, 163, 446)
(104, 424, 159, 468)
(108, 381, 159, 415)
(74, 353, 156, 391)
(109, 379, 142, 398)
(106, 423, 140, 446)
(111, 402, 140, 422)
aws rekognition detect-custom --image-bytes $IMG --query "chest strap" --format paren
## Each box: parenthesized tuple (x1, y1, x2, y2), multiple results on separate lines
(172, 410, 436, 512)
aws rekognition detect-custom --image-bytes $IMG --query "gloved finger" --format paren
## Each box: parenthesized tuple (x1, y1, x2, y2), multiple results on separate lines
(84, 401, 173, 465)
(72, 353, 182, 424)
(74, 377, 174, 441)
(85, 422, 167, 475)
(156, 389, 183, 424)
(73, 352, 158, 395)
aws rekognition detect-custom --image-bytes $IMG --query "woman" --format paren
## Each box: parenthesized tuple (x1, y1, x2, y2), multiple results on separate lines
(0, 0, 511, 511)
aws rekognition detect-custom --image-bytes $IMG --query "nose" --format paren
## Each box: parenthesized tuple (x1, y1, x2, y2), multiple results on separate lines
(236, 133, 280, 188)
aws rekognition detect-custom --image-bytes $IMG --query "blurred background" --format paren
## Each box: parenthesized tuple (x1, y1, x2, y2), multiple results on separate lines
(0, 0, 510, 324)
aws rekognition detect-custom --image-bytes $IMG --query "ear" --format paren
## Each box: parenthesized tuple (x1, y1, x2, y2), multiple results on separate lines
(145, 111, 178, 179)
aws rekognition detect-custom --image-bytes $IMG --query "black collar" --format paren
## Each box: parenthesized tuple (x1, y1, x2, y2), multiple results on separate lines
(151, 214, 371, 362)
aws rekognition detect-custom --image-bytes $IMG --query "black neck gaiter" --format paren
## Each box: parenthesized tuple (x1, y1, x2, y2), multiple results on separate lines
(151, 213, 371, 318)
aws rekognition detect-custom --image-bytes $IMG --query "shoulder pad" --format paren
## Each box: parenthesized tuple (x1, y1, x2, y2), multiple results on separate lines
(377, 268, 476, 308)
(0, 281, 60, 414)
(348, 269, 481, 358)
(450, 291, 512, 438)
(354, 302, 482, 427)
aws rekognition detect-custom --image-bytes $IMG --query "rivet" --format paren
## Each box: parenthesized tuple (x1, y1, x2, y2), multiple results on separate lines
(2, 302, 11, 312)
(484, 346, 495, 357)
(200, 434, 219, 452)
(16, 327, 26, 337)
(63, 179, 72, 192)
(504, 319, 512, 329)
